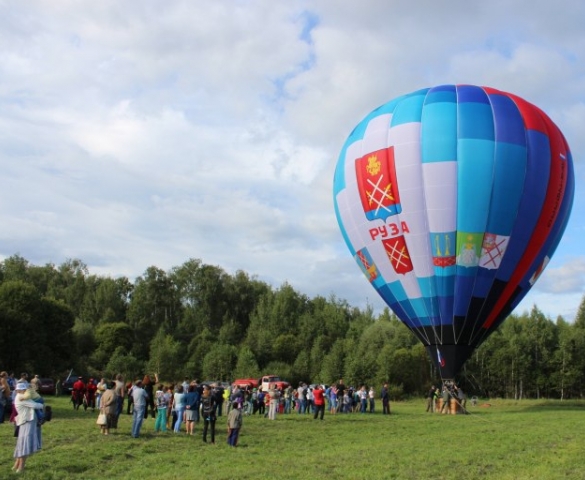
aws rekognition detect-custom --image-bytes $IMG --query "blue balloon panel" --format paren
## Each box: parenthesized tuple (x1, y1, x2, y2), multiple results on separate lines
(333, 85, 574, 378)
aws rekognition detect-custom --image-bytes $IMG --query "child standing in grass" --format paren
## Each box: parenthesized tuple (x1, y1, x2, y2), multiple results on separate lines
(227, 402, 242, 447)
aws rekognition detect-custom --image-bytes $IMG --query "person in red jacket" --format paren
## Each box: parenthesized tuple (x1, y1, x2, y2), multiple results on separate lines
(72, 377, 86, 410)
(312, 385, 325, 420)
(86, 378, 97, 412)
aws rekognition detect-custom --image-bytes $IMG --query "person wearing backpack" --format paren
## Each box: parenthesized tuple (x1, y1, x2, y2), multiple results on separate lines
(201, 385, 217, 444)
(256, 390, 265, 416)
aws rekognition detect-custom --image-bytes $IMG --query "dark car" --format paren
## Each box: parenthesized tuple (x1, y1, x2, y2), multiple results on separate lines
(62, 372, 81, 395)
(38, 378, 56, 395)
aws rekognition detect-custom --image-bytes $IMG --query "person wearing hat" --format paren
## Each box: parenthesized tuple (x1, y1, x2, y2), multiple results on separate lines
(86, 378, 97, 412)
(72, 376, 86, 410)
(12, 382, 44, 473)
(99, 381, 118, 436)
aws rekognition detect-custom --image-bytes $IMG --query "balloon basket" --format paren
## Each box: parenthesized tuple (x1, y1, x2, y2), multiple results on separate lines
(437, 398, 460, 415)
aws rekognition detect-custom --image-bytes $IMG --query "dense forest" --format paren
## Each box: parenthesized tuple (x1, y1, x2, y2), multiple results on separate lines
(1, 254, 585, 399)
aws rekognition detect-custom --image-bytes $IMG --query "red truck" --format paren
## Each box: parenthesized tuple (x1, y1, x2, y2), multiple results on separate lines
(260, 375, 289, 391)
(231, 377, 260, 390)
(232, 375, 290, 391)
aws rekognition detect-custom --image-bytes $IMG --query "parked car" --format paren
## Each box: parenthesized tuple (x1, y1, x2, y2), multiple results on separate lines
(38, 378, 56, 395)
(62, 371, 81, 395)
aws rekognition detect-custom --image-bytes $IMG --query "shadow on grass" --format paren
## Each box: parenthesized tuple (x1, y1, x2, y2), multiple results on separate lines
(513, 400, 585, 413)
(462, 399, 585, 414)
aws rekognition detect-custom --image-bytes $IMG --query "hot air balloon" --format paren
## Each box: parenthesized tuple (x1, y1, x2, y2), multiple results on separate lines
(333, 85, 574, 379)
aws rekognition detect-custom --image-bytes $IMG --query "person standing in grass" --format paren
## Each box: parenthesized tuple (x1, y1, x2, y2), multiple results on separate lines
(125, 380, 134, 415)
(329, 384, 338, 415)
(72, 376, 86, 410)
(0, 371, 10, 423)
(312, 385, 325, 420)
(425, 385, 435, 413)
(336, 379, 346, 413)
(257, 389, 266, 416)
(222, 385, 230, 416)
(284, 385, 292, 414)
(358, 385, 368, 413)
(154, 384, 168, 433)
(267, 384, 279, 420)
(87, 378, 97, 412)
(296, 383, 306, 414)
(184, 384, 198, 435)
(99, 381, 118, 436)
(131, 380, 148, 438)
(12, 382, 44, 474)
(181, 377, 190, 394)
(368, 386, 375, 413)
(456, 386, 467, 413)
(306, 386, 313, 415)
(173, 385, 186, 433)
(201, 385, 217, 444)
(165, 384, 175, 430)
(440, 385, 451, 414)
(227, 402, 243, 447)
(142, 375, 156, 419)
(96, 378, 107, 410)
(113, 374, 125, 426)
(381, 383, 390, 415)
(214, 384, 225, 417)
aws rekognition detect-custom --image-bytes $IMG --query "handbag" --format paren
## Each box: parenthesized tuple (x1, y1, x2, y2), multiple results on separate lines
(96, 412, 107, 426)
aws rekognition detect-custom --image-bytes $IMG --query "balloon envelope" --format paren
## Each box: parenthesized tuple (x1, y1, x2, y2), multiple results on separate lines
(333, 85, 574, 378)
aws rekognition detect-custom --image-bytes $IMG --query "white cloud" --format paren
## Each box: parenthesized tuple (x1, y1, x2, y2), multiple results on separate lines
(533, 257, 585, 294)
(0, 0, 584, 325)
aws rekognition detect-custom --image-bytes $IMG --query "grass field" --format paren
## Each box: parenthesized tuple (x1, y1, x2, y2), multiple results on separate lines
(1, 396, 584, 479)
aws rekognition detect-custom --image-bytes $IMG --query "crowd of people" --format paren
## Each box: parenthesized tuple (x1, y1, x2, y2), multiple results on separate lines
(77, 376, 393, 441)
(86, 374, 241, 445)
(230, 380, 392, 418)
(62, 376, 393, 438)
(1, 368, 472, 472)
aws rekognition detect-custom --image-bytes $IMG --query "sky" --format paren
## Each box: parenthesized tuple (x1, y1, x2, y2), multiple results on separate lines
(1, 0, 584, 321)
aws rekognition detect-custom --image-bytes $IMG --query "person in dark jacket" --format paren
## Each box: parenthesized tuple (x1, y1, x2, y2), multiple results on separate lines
(201, 385, 217, 444)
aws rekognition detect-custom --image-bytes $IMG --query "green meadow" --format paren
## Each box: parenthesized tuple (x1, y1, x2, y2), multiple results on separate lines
(1, 397, 584, 480)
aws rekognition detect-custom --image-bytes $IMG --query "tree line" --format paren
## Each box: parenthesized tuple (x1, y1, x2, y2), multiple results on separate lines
(1, 254, 584, 399)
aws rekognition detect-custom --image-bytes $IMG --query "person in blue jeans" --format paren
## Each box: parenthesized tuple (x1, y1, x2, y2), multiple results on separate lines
(173, 385, 186, 433)
(131, 380, 148, 438)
